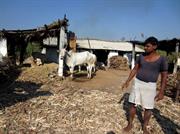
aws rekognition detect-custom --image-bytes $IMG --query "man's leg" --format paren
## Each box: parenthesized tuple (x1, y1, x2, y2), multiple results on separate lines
(123, 104, 136, 132)
(143, 109, 152, 134)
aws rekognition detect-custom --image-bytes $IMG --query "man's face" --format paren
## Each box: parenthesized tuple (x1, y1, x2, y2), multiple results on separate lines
(144, 43, 157, 54)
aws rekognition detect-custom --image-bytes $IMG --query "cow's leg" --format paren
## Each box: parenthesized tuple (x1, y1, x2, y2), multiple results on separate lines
(91, 65, 93, 78)
(78, 65, 81, 72)
(70, 66, 74, 78)
(86, 66, 90, 78)
(88, 65, 92, 79)
(92, 64, 96, 73)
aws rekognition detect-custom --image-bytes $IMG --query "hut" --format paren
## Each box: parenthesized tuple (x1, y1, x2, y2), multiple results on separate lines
(0, 16, 69, 76)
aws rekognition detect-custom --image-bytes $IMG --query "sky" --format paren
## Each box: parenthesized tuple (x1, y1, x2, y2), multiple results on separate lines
(0, 0, 180, 41)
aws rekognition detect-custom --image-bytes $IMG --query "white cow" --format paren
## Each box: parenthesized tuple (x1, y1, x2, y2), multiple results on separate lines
(78, 52, 96, 73)
(60, 49, 96, 79)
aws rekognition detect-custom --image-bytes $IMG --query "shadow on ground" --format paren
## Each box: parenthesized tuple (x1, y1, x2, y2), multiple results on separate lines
(152, 108, 180, 134)
(119, 93, 180, 134)
(0, 80, 52, 110)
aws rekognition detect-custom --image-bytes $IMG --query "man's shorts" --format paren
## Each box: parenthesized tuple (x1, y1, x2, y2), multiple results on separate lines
(129, 78, 157, 109)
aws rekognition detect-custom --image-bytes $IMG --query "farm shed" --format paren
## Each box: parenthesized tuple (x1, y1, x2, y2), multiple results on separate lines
(159, 38, 180, 73)
(131, 38, 180, 73)
(76, 39, 144, 68)
(0, 16, 69, 76)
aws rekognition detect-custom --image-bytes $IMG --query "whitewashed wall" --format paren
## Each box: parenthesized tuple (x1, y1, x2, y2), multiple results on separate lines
(0, 38, 7, 62)
(0, 38, 7, 57)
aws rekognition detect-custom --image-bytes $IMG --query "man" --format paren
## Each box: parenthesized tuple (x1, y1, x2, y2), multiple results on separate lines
(122, 37, 168, 134)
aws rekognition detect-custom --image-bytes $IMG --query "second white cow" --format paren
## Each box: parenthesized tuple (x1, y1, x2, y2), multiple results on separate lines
(60, 49, 96, 79)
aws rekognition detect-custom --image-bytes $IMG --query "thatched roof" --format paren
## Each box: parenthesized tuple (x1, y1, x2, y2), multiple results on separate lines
(0, 17, 69, 42)
(158, 38, 180, 52)
(131, 38, 180, 52)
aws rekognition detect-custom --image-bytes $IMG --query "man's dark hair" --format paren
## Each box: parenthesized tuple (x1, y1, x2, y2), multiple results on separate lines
(144, 36, 159, 47)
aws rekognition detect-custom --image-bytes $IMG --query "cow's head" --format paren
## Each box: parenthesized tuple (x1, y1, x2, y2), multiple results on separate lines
(60, 48, 71, 58)
(60, 48, 66, 57)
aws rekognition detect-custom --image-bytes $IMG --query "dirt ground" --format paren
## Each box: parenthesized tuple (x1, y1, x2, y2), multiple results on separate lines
(68, 68, 129, 94)
(0, 63, 179, 134)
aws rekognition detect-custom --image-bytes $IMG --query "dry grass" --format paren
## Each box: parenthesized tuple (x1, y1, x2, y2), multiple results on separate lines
(0, 63, 179, 134)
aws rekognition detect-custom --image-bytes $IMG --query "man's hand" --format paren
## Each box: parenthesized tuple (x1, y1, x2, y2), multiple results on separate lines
(122, 81, 130, 90)
(155, 90, 164, 101)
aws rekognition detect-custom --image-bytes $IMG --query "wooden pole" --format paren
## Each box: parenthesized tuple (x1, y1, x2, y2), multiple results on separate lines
(58, 27, 66, 77)
(8, 38, 16, 65)
(131, 43, 135, 69)
(87, 38, 92, 53)
(173, 42, 179, 73)
(19, 37, 28, 65)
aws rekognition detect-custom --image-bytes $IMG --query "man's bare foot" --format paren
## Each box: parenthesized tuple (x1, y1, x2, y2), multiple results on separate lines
(123, 124, 133, 132)
(143, 127, 150, 134)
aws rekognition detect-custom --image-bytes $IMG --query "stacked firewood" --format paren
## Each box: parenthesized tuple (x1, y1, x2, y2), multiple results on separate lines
(109, 56, 129, 70)
(157, 73, 175, 91)
(157, 72, 180, 102)
(167, 74, 176, 87)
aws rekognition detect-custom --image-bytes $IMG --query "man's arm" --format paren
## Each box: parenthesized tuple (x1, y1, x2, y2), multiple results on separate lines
(155, 71, 168, 101)
(122, 64, 140, 89)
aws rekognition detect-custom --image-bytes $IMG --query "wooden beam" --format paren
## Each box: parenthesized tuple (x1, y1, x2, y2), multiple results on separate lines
(0, 19, 68, 37)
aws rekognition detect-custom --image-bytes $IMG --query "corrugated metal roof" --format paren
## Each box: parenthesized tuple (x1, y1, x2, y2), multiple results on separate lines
(77, 39, 144, 52)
